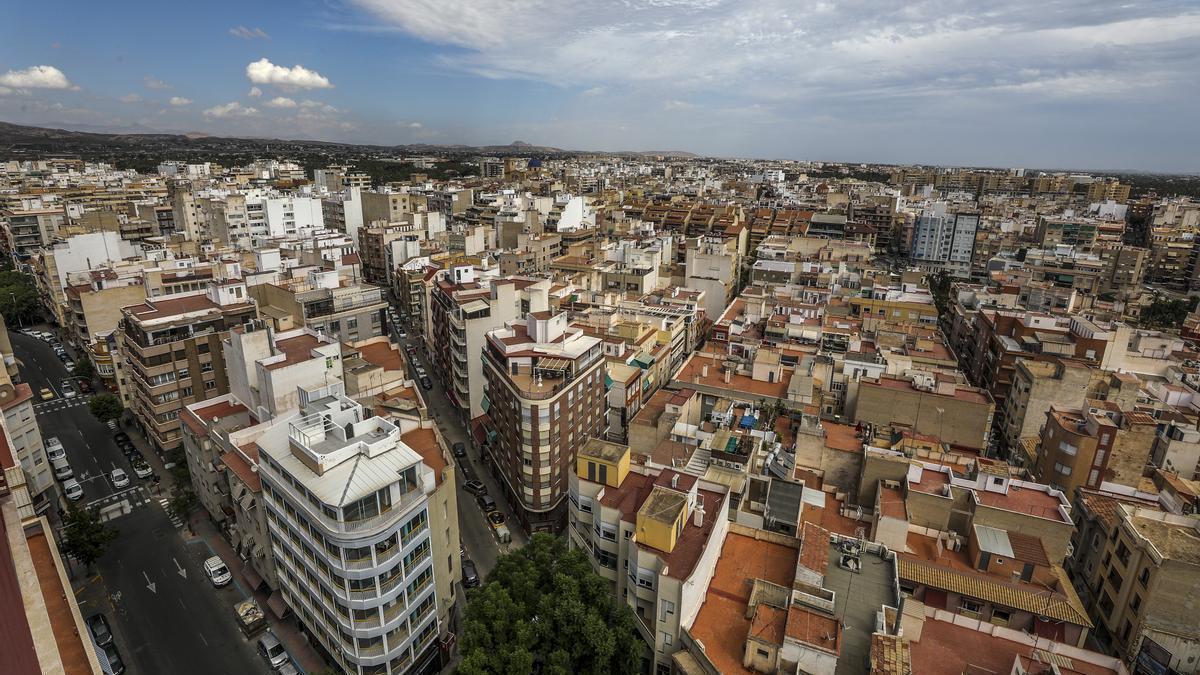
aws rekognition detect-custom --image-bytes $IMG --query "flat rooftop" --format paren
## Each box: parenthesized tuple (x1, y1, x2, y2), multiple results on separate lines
(826, 540, 899, 675)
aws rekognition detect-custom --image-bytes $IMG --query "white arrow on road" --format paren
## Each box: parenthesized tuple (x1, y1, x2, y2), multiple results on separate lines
(174, 558, 187, 579)
(143, 570, 156, 594)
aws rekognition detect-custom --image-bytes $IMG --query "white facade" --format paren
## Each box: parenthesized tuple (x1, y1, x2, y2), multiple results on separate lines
(259, 395, 442, 675)
(910, 202, 979, 277)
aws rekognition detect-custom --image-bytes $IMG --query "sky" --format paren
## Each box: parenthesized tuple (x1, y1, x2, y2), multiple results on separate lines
(1, 0, 1198, 171)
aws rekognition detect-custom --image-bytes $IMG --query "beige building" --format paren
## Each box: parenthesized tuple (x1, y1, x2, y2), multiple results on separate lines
(1002, 357, 1098, 455)
(118, 280, 257, 452)
(849, 372, 995, 452)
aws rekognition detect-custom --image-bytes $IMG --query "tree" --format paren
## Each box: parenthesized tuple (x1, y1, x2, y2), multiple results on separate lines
(458, 534, 641, 675)
(60, 503, 118, 570)
(88, 394, 123, 424)
(0, 270, 42, 327)
(72, 358, 95, 380)
(1140, 295, 1200, 329)
(927, 270, 953, 317)
(164, 446, 198, 521)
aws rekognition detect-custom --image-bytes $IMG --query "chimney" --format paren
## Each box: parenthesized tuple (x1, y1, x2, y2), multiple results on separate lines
(724, 368, 732, 384)
(701, 364, 709, 378)
(693, 499, 704, 527)
(670, 473, 679, 489)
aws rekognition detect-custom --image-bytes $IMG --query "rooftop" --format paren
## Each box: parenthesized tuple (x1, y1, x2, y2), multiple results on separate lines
(909, 613, 1121, 675)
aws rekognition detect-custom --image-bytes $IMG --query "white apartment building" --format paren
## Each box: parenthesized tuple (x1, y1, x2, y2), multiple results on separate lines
(910, 201, 980, 278)
(1, 384, 53, 514)
(258, 392, 445, 675)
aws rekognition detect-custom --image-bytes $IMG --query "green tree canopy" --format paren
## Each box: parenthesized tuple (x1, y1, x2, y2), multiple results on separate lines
(1140, 295, 1200, 329)
(458, 534, 642, 675)
(60, 503, 118, 569)
(0, 270, 42, 327)
(88, 393, 123, 423)
(72, 358, 95, 380)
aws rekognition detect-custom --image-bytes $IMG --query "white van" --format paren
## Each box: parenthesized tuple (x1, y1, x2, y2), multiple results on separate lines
(45, 438, 66, 462)
(51, 456, 74, 481)
(62, 478, 83, 501)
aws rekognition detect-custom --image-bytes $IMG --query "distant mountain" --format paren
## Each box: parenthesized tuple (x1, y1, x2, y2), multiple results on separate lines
(0, 120, 697, 160)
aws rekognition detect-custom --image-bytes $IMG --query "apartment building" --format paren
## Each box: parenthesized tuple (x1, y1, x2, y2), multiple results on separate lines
(258, 393, 449, 675)
(909, 202, 980, 278)
(430, 267, 546, 421)
(33, 231, 140, 328)
(567, 439, 731, 673)
(1, 205, 65, 258)
(683, 235, 741, 321)
(1077, 499, 1200, 672)
(250, 268, 388, 343)
(0, 336, 53, 514)
(1036, 402, 1157, 495)
(119, 279, 257, 452)
(1001, 357, 1098, 455)
(849, 372, 995, 453)
(482, 310, 606, 533)
(0, 423, 107, 675)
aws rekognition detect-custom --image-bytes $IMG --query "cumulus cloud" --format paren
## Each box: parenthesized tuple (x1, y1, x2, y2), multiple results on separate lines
(0, 65, 76, 90)
(117, 93, 141, 103)
(245, 58, 332, 90)
(266, 96, 297, 108)
(143, 76, 170, 90)
(406, 121, 423, 128)
(203, 101, 259, 118)
(348, 0, 1200, 104)
(230, 26, 270, 40)
(248, 86, 262, 98)
(168, 96, 192, 106)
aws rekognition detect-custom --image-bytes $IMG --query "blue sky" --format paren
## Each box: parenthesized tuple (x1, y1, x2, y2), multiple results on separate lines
(2, 0, 1199, 171)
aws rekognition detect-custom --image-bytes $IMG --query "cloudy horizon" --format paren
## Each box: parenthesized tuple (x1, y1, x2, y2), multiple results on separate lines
(2, 0, 1198, 172)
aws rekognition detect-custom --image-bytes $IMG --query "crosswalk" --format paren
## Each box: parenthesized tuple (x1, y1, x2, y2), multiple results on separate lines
(34, 398, 89, 415)
(86, 485, 182, 528)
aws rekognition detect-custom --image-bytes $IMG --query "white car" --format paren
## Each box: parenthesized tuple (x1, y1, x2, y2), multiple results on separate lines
(53, 462, 74, 481)
(45, 439, 66, 462)
(110, 469, 130, 488)
(62, 478, 83, 501)
(203, 556, 232, 587)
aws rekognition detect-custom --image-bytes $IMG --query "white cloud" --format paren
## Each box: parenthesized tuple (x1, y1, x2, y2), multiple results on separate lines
(230, 26, 270, 40)
(266, 96, 297, 108)
(581, 86, 607, 97)
(407, 121, 423, 128)
(117, 93, 141, 103)
(248, 86, 262, 98)
(0, 65, 76, 90)
(299, 100, 339, 113)
(203, 101, 259, 118)
(245, 58, 332, 90)
(348, 0, 1200, 105)
(143, 76, 170, 90)
(168, 96, 192, 106)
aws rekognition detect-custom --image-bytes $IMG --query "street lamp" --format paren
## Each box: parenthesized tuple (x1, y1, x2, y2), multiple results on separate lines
(8, 291, 22, 329)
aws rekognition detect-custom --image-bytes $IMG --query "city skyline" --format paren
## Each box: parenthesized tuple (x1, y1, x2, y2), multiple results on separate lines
(2, 0, 1199, 172)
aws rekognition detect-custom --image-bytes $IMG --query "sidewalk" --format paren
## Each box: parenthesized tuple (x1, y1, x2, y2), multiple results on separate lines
(188, 513, 330, 674)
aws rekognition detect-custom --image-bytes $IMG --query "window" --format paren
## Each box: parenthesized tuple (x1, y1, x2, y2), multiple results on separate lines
(1138, 568, 1150, 588)
(1054, 462, 1073, 476)
(959, 598, 983, 617)
(991, 608, 1011, 626)
(658, 631, 672, 652)
(660, 600, 675, 618)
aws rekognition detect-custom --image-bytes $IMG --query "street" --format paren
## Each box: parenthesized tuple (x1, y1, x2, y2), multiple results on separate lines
(11, 331, 268, 675)
(393, 329, 523, 580)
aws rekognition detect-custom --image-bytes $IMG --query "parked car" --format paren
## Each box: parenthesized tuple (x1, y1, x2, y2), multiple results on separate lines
(39, 387, 54, 401)
(477, 494, 497, 513)
(102, 644, 126, 675)
(62, 478, 83, 501)
(203, 556, 232, 587)
(78, 379, 92, 393)
(452, 442, 467, 459)
(113, 432, 129, 444)
(405, 344, 417, 355)
(85, 613, 113, 647)
(53, 461, 74, 481)
(488, 511, 506, 528)
(60, 382, 77, 399)
(420, 376, 433, 390)
(462, 559, 480, 588)
(395, 331, 407, 339)
(277, 662, 300, 675)
(132, 461, 153, 479)
(464, 480, 487, 496)
(110, 468, 130, 488)
(256, 631, 290, 669)
(45, 438, 65, 462)
(63, 359, 75, 370)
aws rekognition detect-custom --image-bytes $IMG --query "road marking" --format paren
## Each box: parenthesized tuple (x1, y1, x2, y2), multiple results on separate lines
(198, 633, 208, 646)
(143, 571, 156, 594)
(174, 558, 187, 578)
(178, 597, 186, 609)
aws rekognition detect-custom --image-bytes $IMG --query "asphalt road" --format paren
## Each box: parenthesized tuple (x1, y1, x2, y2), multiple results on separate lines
(11, 331, 267, 675)
(392, 326, 512, 580)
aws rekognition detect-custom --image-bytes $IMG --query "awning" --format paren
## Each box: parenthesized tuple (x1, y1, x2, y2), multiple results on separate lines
(241, 564, 265, 590)
(267, 592, 290, 619)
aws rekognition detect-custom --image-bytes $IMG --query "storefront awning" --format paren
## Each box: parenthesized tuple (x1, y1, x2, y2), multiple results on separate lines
(241, 564, 265, 590)
(267, 592, 290, 619)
